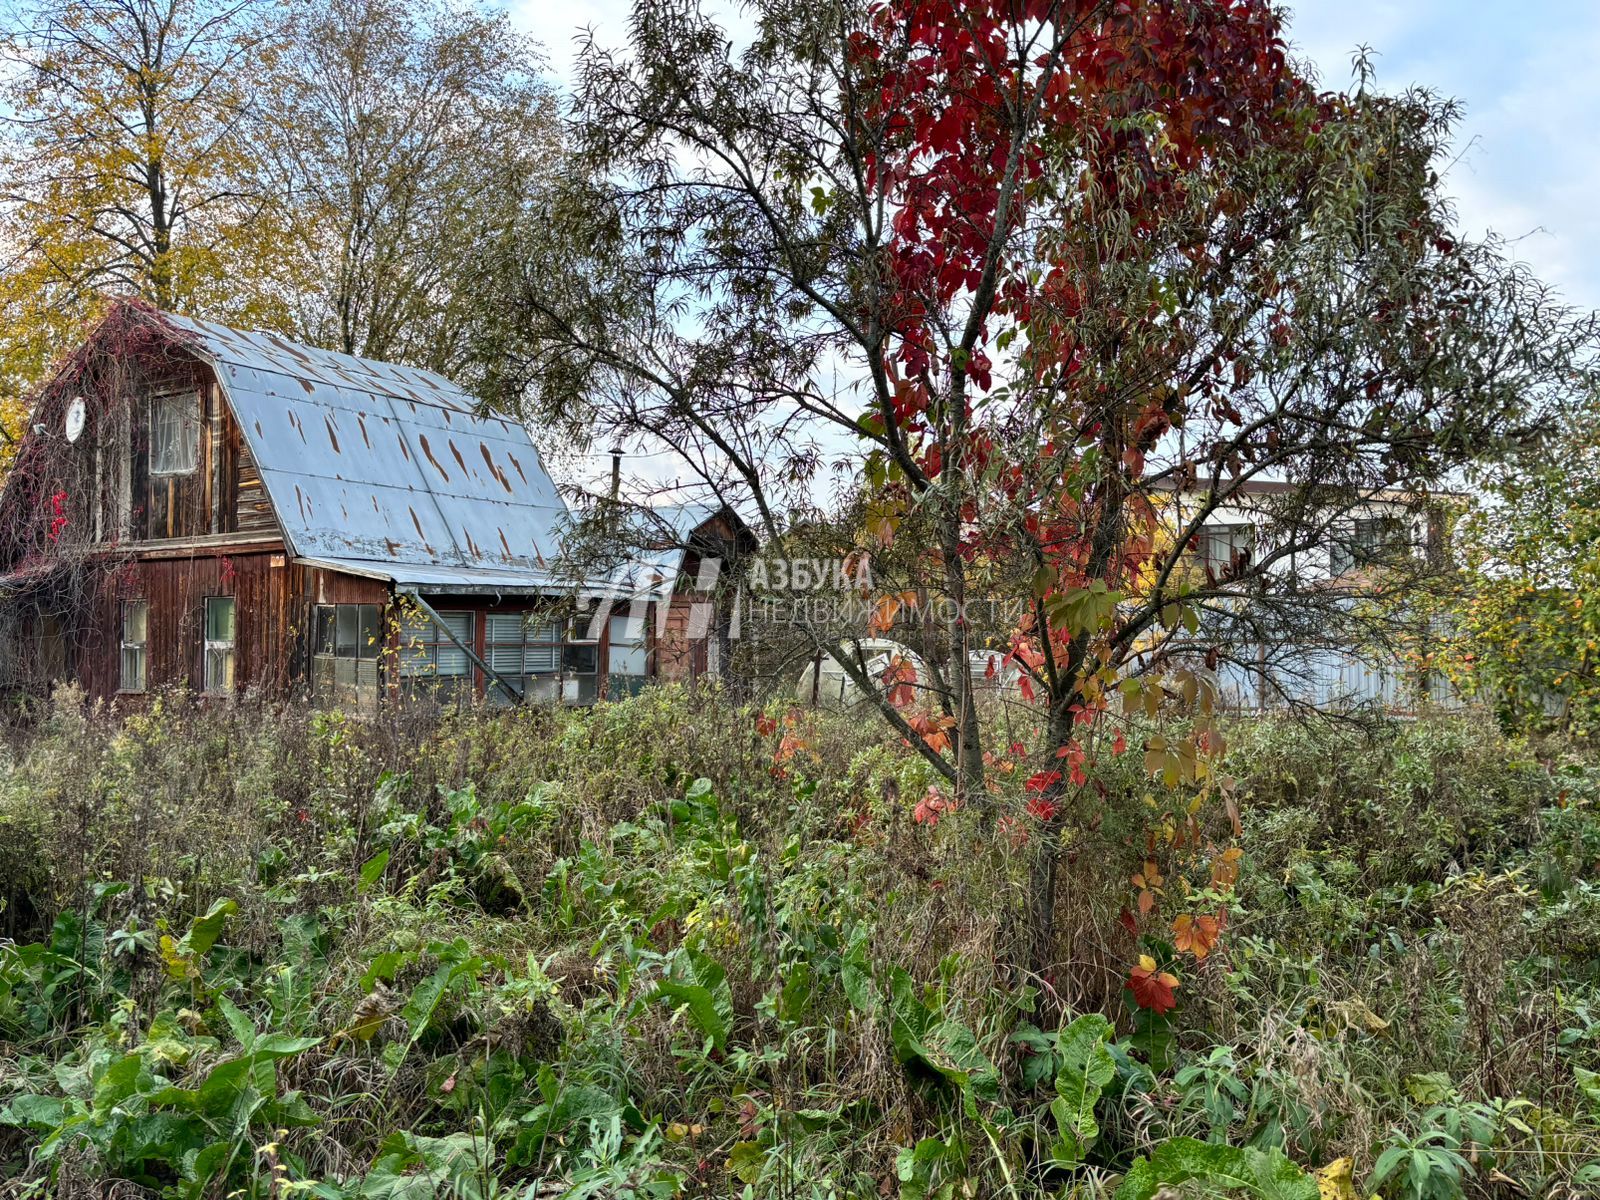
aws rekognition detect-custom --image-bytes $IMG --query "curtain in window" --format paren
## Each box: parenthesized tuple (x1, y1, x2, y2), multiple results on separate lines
(150, 392, 199, 475)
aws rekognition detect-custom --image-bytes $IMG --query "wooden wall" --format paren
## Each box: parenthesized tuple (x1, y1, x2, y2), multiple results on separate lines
(77, 547, 388, 702)
(68, 564, 737, 704)
(104, 361, 280, 544)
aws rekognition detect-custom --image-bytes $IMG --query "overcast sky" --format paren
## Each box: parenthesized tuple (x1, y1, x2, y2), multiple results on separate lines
(507, 0, 1600, 314)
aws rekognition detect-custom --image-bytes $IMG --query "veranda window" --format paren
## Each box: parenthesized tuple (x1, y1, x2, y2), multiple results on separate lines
(484, 613, 560, 702)
(313, 604, 381, 708)
(480, 611, 600, 705)
(398, 609, 474, 699)
(606, 611, 649, 699)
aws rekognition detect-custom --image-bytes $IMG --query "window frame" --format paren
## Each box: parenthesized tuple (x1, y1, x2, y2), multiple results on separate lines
(1332, 515, 1410, 575)
(312, 603, 382, 707)
(606, 610, 650, 699)
(483, 612, 562, 698)
(202, 595, 236, 695)
(480, 609, 602, 704)
(1194, 522, 1255, 576)
(119, 599, 148, 694)
(397, 608, 475, 697)
(148, 389, 201, 477)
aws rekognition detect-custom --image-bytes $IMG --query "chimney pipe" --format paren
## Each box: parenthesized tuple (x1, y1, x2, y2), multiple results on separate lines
(609, 447, 623, 502)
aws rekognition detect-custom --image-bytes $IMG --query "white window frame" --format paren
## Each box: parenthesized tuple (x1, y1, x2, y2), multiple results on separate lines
(202, 595, 236, 695)
(120, 599, 148, 693)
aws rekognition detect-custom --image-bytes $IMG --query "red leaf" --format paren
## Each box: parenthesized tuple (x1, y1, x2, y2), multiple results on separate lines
(1127, 956, 1180, 1014)
(914, 785, 957, 827)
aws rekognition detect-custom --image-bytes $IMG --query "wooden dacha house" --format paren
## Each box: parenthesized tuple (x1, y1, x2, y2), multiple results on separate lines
(0, 303, 750, 707)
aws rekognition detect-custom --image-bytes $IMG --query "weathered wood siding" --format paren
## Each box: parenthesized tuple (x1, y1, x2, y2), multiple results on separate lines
(76, 549, 389, 702)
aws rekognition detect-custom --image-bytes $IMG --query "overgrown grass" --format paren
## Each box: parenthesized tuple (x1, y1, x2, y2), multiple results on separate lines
(1, 686, 1598, 1199)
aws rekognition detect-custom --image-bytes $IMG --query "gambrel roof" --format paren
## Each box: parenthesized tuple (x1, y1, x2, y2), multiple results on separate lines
(165, 314, 574, 594)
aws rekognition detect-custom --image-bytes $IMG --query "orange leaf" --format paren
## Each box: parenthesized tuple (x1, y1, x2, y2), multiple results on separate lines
(1172, 911, 1224, 960)
(868, 594, 902, 635)
(1210, 847, 1243, 890)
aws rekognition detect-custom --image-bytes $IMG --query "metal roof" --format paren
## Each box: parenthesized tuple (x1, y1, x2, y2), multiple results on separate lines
(294, 556, 576, 597)
(165, 314, 571, 583)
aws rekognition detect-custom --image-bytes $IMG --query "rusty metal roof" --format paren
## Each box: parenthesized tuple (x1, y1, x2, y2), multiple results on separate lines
(167, 315, 572, 586)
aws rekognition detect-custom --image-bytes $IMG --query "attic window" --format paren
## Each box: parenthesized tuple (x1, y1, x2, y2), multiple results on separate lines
(150, 390, 199, 475)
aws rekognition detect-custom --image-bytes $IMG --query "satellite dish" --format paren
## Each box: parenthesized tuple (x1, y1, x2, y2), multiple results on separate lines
(63, 397, 86, 443)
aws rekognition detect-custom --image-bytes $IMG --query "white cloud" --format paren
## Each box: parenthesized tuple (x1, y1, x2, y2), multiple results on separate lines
(510, 0, 1600, 311)
(1291, 0, 1600, 310)
(508, 0, 633, 79)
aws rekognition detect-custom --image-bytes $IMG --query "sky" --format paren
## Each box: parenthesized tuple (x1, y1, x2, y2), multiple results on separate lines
(507, 0, 1600, 314)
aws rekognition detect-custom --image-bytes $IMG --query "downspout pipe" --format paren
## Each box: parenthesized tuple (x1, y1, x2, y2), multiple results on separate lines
(401, 588, 523, 706)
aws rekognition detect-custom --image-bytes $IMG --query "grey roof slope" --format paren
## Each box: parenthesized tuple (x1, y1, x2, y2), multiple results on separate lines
(167, 314, 573, 591)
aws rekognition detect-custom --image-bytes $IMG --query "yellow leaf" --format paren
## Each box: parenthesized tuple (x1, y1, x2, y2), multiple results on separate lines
(1316, 1158, 1359, 1200)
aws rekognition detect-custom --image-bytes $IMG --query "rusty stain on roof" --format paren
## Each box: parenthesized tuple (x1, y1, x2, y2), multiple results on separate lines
(480, 445, 512, 494)
(417, 433, 449, 481)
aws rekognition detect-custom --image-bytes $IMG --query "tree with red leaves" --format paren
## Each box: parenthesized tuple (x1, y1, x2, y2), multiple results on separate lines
(502, 0, 1592, 978)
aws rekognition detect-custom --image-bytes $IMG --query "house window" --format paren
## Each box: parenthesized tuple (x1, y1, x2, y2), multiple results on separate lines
(563, 629, 599, 705)
(119, 600, 147, 692)
(149, 390, 200, 476)
(607, 611, 649, 699)
(312, 604, 380, 708)
(203, 596, 235, 694)
(1332, 516, 1409, 574)
(398, 609, 474, 698)
(478, 611, 601, 705)
(1195, 524, 1254, 576)
(484, 612, 561, 702)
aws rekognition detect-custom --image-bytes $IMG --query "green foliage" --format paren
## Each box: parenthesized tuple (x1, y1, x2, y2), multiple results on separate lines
(1047, 1015, 1116, 1166)
(0, 691, 1597, 1197)
(1439, 402, 1600, 741)
(1371, 1131, 1472, 1200)
(1115, 1138, 1317, 1200)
